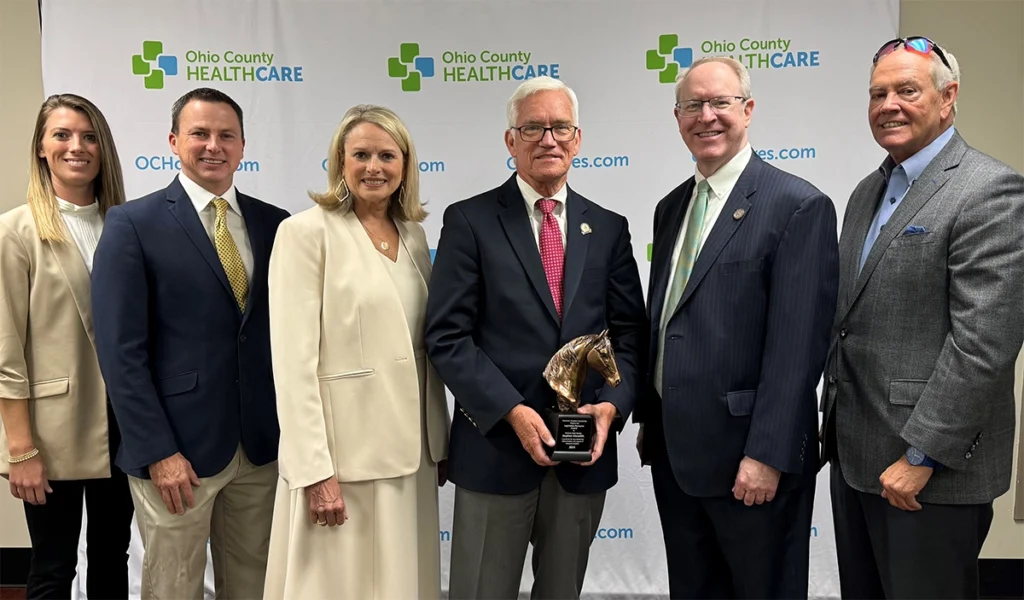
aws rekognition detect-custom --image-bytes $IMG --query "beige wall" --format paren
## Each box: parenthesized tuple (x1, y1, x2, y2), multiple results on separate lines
(0, 0, 42, 549)
(1, 0, 1023, 559)
(901, 0, 1024, 559)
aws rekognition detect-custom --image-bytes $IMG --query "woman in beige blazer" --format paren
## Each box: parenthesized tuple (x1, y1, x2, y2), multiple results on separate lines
(0, 94, 134, 599)
(263, 104, 450, 600)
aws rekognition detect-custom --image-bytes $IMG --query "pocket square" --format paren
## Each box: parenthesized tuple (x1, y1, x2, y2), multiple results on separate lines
(903, 225, 929, 235)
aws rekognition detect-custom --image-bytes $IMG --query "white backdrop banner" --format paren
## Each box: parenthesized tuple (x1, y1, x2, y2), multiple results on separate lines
(40, 1, 898, 597)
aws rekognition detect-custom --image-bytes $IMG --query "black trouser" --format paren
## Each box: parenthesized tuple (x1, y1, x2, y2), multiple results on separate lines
(22, 404, 134, 600)
(652, 456, 814, 599)
(830, 462, 994, 600)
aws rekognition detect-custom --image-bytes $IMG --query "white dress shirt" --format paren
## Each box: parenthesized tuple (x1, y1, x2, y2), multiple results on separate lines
(655, 144, 753, 396)
(178, 173, 254, 282)
(56, 197, 103, 273)
(517, 174, 568, 248)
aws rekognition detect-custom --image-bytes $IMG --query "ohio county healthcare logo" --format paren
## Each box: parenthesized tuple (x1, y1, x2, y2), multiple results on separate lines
(646, 33, 821, 83)
(387, 42, 559, 92)
(646, 35, 693, 84)
(132, 41, 179, 90)
(131, 40, 304, 90)
(388, 43, 435, 92)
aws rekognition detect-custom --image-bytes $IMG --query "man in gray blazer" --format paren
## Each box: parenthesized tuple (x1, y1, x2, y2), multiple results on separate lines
(821, 37, 1024, 599)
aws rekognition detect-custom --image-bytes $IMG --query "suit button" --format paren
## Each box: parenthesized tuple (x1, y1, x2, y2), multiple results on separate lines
(965, 452, 972, 459)
(669, 335, 681, 340)
(828, 375, 837, 384)
(668, 386, 678, 391)
(239, 334, 248, 343)
(839, 329, 848, 339)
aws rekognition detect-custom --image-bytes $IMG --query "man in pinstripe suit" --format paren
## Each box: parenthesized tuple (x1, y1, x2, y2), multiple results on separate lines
(821, 38, 1024, 599)
(637, 56, 839, 599)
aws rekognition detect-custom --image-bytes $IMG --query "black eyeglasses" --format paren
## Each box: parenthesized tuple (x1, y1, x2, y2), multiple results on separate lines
(511, 125, 578, 142)
(873, 37, 951, 71)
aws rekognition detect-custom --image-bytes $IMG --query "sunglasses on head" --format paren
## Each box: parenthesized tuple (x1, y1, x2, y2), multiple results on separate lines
(873, 37, 952, 71)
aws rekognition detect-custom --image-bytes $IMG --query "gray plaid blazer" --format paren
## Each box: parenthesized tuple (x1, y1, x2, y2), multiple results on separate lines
(822, 131, 1024, 504)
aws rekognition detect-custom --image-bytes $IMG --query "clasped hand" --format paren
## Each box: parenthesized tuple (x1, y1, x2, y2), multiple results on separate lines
(305, 476, 348, 527)
(879, 455, 932, 511)
(506, 402, 618, 467)
(732, 456, 781, 506)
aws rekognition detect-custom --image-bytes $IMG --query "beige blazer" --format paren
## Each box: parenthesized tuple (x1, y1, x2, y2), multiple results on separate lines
(0, 205, 111, 480)
(268, 205, 449, 489)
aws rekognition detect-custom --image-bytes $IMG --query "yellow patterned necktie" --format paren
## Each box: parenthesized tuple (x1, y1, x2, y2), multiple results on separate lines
(212, 198, 248, 312)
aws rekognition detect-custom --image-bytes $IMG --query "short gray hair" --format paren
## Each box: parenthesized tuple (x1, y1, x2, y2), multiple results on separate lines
(932, 46, 960, 115)
(506, 76, 579, 128)
(674, 57, 752, 103)
(869, 42, 960, 116)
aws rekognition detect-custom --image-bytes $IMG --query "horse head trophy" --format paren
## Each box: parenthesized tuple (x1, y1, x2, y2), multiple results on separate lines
(541, 329, 621, 461)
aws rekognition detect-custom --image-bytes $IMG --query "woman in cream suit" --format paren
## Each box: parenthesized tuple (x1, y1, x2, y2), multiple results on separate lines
(0, 94, 133, 599)
(264, 104, 450, 600)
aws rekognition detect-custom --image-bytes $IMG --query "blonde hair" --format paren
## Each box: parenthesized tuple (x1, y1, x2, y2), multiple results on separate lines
(674, 56, 753, 102)
(27, 94, 125, 243)
(310, 104, 426, 222)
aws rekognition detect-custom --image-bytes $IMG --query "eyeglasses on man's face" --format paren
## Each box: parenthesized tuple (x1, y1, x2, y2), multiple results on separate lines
(511, 124, 579, 142)
(674, 96, 748, 117)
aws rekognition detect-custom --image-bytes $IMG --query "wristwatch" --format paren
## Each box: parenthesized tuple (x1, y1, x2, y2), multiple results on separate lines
(906, 446, 942, 471)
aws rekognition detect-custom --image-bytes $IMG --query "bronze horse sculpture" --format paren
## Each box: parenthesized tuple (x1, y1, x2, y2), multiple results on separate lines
(542, 329, 621, 413)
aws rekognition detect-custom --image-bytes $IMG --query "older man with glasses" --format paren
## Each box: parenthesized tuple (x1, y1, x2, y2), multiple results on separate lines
(820, 36, 1024, 600)
(637, 56, 839, 599)
(426, 76, 646, 600)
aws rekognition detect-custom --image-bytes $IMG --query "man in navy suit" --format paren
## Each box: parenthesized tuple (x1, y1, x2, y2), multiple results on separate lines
(637, 57, 839, 599)
(92, 87, 289, 600)
(426, 76, 646, 600)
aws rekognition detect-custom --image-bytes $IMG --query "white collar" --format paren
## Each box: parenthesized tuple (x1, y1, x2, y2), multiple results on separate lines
(178, 173, 241, 216)
(695, 143, 752, 199)
(516, 174, 568, 213)
(55, 196, 99, 215)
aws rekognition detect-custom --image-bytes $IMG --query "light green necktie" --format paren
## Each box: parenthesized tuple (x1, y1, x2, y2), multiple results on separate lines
(664, 179, 710, 315)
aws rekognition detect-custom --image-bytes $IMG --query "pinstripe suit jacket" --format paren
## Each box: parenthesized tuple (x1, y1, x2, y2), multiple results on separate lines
(821, 132, 1024, 504)
(639, 152, 839, 497)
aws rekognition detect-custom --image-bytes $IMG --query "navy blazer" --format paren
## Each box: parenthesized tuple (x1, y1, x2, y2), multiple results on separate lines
(425, 175, 647, 495)
(639, 153, 839, 497)
(92, 176, 289, 479)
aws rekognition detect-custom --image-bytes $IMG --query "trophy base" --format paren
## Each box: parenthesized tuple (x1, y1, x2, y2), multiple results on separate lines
(543, 409, 594, 462)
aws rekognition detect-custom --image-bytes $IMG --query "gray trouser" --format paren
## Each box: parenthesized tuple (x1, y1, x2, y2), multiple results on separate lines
(448, 469, 606, 600)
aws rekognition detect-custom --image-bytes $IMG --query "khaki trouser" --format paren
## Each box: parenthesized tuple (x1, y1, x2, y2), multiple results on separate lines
(129, 446, 277, 600)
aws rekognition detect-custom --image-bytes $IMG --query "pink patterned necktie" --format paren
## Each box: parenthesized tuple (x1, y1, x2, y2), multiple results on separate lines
(536, 198, 564, 318)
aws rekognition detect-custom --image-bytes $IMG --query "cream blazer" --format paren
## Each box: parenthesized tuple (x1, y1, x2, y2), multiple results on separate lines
(268, 205, 450, 489)
(0, 205, 111, 480)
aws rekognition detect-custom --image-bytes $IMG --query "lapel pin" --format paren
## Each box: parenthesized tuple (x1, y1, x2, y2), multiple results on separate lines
(580, 223, 592, 235)
(733, 208, 746, 220)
